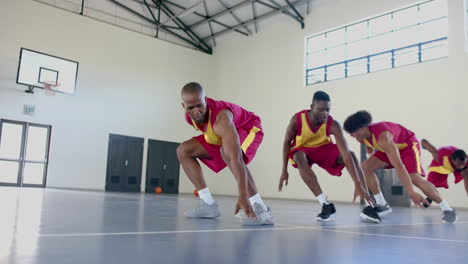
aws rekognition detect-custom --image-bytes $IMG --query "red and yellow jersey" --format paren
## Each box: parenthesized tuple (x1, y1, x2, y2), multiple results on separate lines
(362, 122, 418, 153)
(290, 110, 333, 150)
(428, 146, 468, 174)
(185, 97, 261, 148)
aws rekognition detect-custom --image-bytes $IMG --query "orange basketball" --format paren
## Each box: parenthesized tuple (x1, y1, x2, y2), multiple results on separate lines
(155, 187, 163, 194)
(193, 189, 199, 197)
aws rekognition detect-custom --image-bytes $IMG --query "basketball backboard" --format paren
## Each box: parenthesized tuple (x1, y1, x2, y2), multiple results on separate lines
(16, 48, 79, 95)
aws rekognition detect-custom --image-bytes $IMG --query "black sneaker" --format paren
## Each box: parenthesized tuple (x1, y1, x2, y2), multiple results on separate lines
(317, 203, 336, 222)
(360, 206, 381, 223)
(375, 203, 392, 217)
(423, 197, 433, 208)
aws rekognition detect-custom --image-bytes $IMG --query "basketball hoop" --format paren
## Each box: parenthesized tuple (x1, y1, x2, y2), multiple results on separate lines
(43, 81, 59, 96)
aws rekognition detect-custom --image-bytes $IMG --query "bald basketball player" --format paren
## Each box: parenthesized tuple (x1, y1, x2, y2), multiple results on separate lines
(177, 82, 273, 225)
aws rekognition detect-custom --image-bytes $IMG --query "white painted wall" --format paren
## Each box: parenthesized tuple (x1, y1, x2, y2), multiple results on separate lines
(0, 0, 214, 191)
(202, 0, 468, 208)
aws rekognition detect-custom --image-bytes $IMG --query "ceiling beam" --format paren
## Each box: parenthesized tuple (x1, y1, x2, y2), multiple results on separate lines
(217, 0, 252, 35)
(138, 0, 250, 36)
(257, 0, 304, 28)
(188, 0, 252, 29)
(109, 0, 210, 53)
(155, 1, 212, 53)
(201, 0, 307, 41)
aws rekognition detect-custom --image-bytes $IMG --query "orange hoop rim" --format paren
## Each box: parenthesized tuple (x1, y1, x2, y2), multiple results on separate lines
(43, 81, 59, 95)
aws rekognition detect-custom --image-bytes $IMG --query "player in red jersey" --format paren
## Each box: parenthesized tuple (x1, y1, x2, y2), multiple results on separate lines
(421, 139, 468, 204)
(178, 82, 273, 225)
(279, 91, 379, 223)
(344, 110, 457, 223)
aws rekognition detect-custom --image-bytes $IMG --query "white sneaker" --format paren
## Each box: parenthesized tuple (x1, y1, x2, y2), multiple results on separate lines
(184, 200, 220, 219)
(240, 203, 274, 226)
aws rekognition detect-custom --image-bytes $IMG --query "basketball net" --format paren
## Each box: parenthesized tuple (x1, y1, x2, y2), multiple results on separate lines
(43, 81, 59, 96)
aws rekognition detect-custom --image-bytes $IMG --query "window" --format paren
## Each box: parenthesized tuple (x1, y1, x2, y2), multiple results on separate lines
(305, 0, 448, 85)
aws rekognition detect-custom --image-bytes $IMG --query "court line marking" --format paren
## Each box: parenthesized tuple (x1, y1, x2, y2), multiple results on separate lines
(311, 227, 468, 244)
(38, 221, 468, 244)
(276, 223, 468, 244)
(318, 221, 468, 229)
(39, 226, 302, 238)
(273, 221, 468, 229)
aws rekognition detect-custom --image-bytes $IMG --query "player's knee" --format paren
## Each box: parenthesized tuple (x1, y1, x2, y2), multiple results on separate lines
(409, 173, 423, 185)
(361, 160, 373, 173)
(361, 160, 369, 170)
(293, 152, 308, 168)
(220, 147, 239, 165)
(177, 141, 192, 159)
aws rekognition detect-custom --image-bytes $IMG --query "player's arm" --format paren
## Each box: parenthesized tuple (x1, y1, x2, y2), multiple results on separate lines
(378, 132, 427, 207)
(378, 132, 415, 194)
(331, 121, 373, 204)
(279, 116, 297, 191)
(330, 121, 361, 185)
(421, 139, 439, 162)
(213, 110, 248, 195)
(213, 110, 256, 217)
(461, 169, 468, 198)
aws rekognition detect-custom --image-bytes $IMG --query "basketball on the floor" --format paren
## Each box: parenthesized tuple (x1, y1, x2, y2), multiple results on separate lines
(155, 187, 163, 194)
(193, 190, 199, 197)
